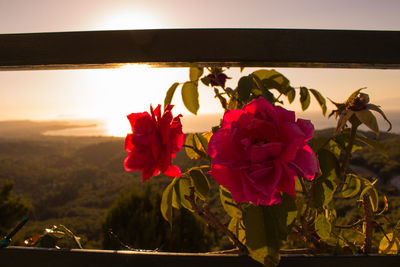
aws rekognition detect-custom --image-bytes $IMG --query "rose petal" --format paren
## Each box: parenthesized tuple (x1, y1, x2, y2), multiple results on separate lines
(275, 105, 295, 122)
(296, 119, 314, 141)
(163, 164, 182, 177)
(290, 145, 319, 180)
(209, 164, 247, 203)
(222, 110, 244, 129)
(276, 163, 297, 197)
(250, 142, 282, 163)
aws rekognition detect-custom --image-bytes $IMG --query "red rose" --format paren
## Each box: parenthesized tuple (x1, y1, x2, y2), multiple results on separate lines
(124, 105, 185, 182)
(207, 97, 319, 206)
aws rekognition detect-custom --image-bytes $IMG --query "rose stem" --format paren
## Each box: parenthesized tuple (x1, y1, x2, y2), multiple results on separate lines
(340, 123, 358, 180)
(362, 193, 373, 254)
(185, 187, 248, 255)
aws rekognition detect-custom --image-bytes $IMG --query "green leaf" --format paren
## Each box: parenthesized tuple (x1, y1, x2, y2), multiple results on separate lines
(299, 87, 311, 111)
(313, 149, 339, 208)
(243, 206, 281, 267)
(315, 214, 332, 241)
(379, 233, 399, 254)
(219, 186, 242, 218)
(360, 186, 379, 212)
(252, 69, 290, 93)
(161, 178, 178, 227)
(237, 75, 253, 102)
(173, 175, 193, 211)
(287, 87, 296, 104)
(164, 82, 179, 109)
(228, 217, 246, 244)
(200, 76, 210, 86)
(195, 133, 208, 151)
(356, 109, 379, 137)
(189, 169, 210, 200)
(346, 88, 365, 106)
(342, 174, 361, 198)
(252, 69, 279, 80)
(309, 88, 327, 115)
(189, 67, 203, 81)
(243, 197, 295, 267)
(181, 81, 199, 115)
(280, 193, 297, 227)
(334, 109, 355, 136)
(184, 133, 209, 160)
(312, 138, 340, 158)
(184, 134, 200, 159)
(366, 104, 392, 132)
(354, 133, 388, 157)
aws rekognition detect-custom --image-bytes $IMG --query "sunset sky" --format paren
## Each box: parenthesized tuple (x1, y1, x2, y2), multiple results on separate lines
(0, 0, 399, 135)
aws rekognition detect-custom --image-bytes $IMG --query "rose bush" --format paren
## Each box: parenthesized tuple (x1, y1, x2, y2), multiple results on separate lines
(122, 67, 396, 267)
(124, 104, 185, 181)
(207, 97, 319, 206)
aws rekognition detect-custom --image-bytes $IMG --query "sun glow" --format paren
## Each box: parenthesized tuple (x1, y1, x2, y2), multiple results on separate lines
(98, 10, 164, 30)
(81, 64, 187, 137)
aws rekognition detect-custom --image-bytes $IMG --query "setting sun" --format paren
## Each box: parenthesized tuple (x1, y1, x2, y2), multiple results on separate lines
(97, 10, 164, 30)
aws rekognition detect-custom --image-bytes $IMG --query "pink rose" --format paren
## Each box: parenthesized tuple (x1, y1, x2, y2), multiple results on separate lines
(207, 97, 319, 206)
(124, 105, 185, 182)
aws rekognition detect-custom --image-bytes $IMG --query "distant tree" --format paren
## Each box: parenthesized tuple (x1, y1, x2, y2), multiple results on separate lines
(102, 185, 216, 252)
(0, 179, 29, 236)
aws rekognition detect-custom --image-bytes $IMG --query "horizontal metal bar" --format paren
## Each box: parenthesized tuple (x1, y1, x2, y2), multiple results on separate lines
(0, 29, 399, 70)
(1, 247, 400, 267)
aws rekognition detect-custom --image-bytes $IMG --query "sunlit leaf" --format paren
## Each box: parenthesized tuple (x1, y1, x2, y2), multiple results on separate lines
(360, 186, 379, 212)
(354, 133, 388, 157)
(161, 178, 178, 227)
(379, 233, 399, 254)
(184, 133, 209, 160)
(345, 88, 365, 106)
(377, 194, 389, 216)
(243, 196, 295, 267)
(315, 214, 331, 241)
(228, 217, 246, 244)
(243, 206, 281, 267)
(219, 186, 242, 218)
(334, 109, 355, 136)
(287, 87, 296, 104)
(356, 109, 379, 137)
(366, 104, 392, 132)
(173, 175, 193, 211)
(189, 169, 210, 200)
(189, 67, 204, 81)
(342, 174, 361, 198)
(299, 87, 311, 111)
(181, 81, 199, 115)
(252, 69, 290, 93)
(309, 88, 327, 115)
(164, 82, 179, 109)
(195, 133, 208, 151)
(184, 134, 199, 159)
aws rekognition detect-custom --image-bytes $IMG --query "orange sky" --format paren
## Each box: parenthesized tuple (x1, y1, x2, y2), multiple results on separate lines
(0, 0, 399, 135)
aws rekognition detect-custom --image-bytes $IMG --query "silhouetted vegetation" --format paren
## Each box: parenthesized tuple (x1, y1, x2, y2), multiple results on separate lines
(0, 122, 399, 250)
(102, 185, 216, 252)
(0, 179, 29, 236)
